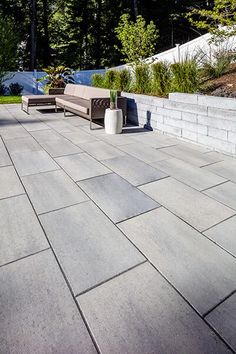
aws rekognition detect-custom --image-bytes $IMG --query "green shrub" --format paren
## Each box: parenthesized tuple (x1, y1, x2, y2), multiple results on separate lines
(103, 70, 117, 89)
(152, 62, 171, 96)
(200, 51, 234, 79)
(171, 59, 200, 93)
(9, 82, 23, 96)
(133, 64, 151, 94)
(113, 69, 132, 92)
(92, 73, 105, 88)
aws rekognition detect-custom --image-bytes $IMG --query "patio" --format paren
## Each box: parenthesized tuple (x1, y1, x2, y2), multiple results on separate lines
(0, 103, 236, 353)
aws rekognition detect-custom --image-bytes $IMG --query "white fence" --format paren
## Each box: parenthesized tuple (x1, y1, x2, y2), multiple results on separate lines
(3, 69, 106, 95)
(114, 32, 236, 70)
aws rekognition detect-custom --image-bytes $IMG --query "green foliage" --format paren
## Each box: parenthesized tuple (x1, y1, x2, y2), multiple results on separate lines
(0, 96, 21, 104)
(113, 69, 131, 92)
(115, 14, 159, 64)
(38, 65, 75, 93)
(103, 70, 117, 89)
(133, 64, 151, 94)
(9, 82, 23, 96)
(187, 0, 236, 42)
(152, 62, 172, 97)
(200, 49, 234, 79)
(171, 59, 201, 93)
(92, 73, 105, 88)
(0, 18, 18, 83)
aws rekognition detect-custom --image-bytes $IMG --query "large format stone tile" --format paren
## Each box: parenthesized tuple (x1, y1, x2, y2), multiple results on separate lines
(78, 141, 125, 160)
(78, 173, 159, 223)
(119, 207, 236, 315)
(0, 137, 11, 166)
(130, 132, 178, 148)
(21, 119, 49, 132)
(0, 166, 25, 199)
(204, 181, 236, 210)
(204, 216, 236, 257)
(4, 136, 42, 154)
(31, 129, 61, 142)
(103, 155, 167, 186)
(0, 250, 96, 354)
(152, 158, 226, 191)
(99, 133, 136, 146)
(40, 202, 144, 295)
(0, 195, 48, 266)
(118, 142, 171, 163)
(62, 129, 99, 144)
(78, 263, 229, 354)
(0, 126, 29, 140)
(206, 293, 236, 352)
(203, 159, 236, 183)
(11, 150, 59, 176)
(160, 144, 222, 167)
(139, 178, 235, 231)
(56, 153, 111, 181)
(22, 170, 88, 214)
(36, 136, 82, 157)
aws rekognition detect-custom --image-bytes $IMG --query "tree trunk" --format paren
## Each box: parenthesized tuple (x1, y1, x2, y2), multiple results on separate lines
(133, 0, 138, 19)
(95, 0, 101, 68)
(42, 0, 51, 66)
(30, 0, 37, 70)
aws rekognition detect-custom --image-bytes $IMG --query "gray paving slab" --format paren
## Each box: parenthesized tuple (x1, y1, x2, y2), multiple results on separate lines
(119, 207, 236, 315)
(78, 173, 159, 223)
(31, 129, 62, 142)
(160, 144, 222, 167)
(22, 170, 88, 214)
(118, 142, 171, 163)
(36, 137, 82, 157)
(204, 159, 236, 183)
(0, 126, 29, 140)
(78, 262, 230, 354)
(139, 178, 235, 231)
(204, 216, 236, 257)
(45, 119, 79, 133)
(4, 136, 42, 154)
(130, 132, 179, 148)
(11, 150, 59, 176)
(21, 120, 49, 132)
(65, 117, 90, 127)
(40, 202, 144, 295)
(62, 130, 99, 144)
(206, 293, 236, 352)
(78, 140, 126, 160)
(99, 133, 136, 146)
(0, 250, 97, 354)
(0, 195, 48, 266)
(103, 155, 167, 186)
(152, 158, 226, 191)
(56, 153, 111, 181)
(0, 166, 25, 199)
(0, 137, 11, 167)
(204, 181, 236, 210)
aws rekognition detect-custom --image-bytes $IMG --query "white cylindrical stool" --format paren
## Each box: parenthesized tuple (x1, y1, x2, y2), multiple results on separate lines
(104, 108, 123, 134)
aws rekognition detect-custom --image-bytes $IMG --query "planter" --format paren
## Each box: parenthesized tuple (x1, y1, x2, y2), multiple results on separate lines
(104, 108, 123, 134)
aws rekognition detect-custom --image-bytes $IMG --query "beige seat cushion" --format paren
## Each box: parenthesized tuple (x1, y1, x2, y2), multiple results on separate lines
(56, 96, 90, 108)
(22, 95, 59, 104)
(64, 101, 88, 115)
(64, 84, 76, 96)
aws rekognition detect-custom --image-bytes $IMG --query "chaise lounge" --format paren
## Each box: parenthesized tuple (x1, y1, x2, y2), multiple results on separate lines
(21, 84, 127, 129)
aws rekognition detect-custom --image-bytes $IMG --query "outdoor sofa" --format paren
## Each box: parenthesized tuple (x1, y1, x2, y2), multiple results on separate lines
(21, 84, 127, 129)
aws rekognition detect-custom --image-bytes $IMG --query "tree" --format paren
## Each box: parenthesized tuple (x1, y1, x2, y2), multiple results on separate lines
(187, 0, 236, 41)
(115, 13, 159, 64)
(0, 18, 18, 83)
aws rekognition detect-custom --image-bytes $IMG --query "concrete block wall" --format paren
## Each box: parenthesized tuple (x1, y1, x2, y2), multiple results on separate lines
(123, 92, 236, 156)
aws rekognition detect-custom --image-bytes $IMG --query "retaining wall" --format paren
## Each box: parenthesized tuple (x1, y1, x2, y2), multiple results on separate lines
(124, 92, 236, 156)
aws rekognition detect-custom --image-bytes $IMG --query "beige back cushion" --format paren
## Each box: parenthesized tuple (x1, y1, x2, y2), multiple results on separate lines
(64, 84, 76, 96)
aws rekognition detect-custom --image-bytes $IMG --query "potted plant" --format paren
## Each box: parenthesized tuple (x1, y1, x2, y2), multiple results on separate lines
(104, 90, 123, 134)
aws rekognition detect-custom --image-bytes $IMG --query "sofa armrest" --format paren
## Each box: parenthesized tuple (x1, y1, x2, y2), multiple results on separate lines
(48, 88, 65, 95)
(90, 97, 127, 119)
